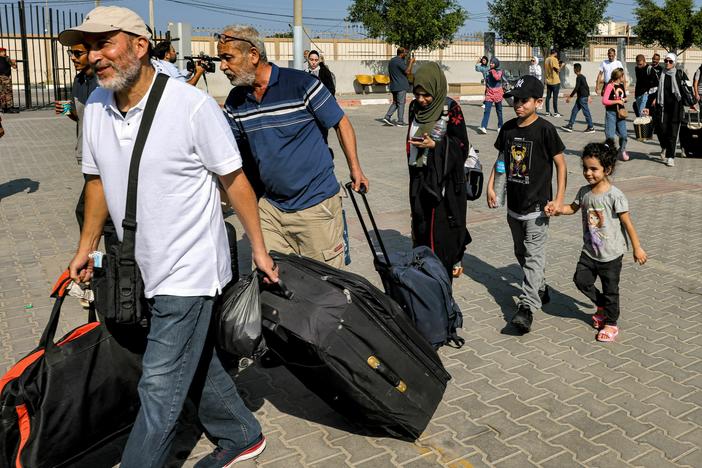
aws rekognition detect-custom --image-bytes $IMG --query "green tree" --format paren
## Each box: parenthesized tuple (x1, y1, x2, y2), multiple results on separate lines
(346, 0, 467, 52)
(270, 31, 293, 39)
(487, 0, 609, 55)
(633, 0, 702, 54)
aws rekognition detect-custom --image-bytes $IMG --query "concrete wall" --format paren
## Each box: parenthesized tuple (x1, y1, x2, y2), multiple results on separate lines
(202, 59, 702, 99)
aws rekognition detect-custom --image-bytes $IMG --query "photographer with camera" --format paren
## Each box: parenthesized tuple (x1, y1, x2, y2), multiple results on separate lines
(152, 40, 205, 86)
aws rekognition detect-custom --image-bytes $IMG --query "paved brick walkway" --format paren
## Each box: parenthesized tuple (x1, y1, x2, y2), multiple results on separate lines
(1, 99, 700, 467)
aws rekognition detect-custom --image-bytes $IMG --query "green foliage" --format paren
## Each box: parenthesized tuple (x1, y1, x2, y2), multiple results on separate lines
(270, 31, 293, 38)
(633, 0, 702, 53)
(346, 0, 467, 52)
(487, 0, 609, 51)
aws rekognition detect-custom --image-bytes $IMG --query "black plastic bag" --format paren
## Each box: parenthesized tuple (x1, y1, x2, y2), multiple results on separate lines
(216, 273, 265, 358)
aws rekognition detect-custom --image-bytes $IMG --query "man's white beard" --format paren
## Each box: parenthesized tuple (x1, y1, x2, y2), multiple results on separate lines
(226, 68, 255, 87)
(95, 51, 142, 92)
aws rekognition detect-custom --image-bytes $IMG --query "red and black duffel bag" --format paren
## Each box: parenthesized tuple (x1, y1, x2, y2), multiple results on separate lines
(0, 272, 145, 468)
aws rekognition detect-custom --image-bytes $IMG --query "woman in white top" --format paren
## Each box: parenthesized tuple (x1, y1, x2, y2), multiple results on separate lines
(529, 56, 542, 81)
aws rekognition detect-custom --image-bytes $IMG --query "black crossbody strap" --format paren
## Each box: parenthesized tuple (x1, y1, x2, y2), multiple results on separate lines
(120, 73, 169, 265)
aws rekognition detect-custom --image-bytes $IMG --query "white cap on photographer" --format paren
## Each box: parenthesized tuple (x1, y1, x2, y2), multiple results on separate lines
(58, 6, 151, 46)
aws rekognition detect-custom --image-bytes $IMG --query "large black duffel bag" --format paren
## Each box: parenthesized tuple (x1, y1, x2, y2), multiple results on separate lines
(0, 272, 145, 468)
(259, 252, 451, 441)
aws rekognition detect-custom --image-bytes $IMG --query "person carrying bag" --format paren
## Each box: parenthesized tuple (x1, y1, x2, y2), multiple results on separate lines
(91, 73, 169, 327)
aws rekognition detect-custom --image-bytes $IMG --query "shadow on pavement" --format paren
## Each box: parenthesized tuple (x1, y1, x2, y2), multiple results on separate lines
(460, 252, 591, 333)
(0, 178, 39, 200)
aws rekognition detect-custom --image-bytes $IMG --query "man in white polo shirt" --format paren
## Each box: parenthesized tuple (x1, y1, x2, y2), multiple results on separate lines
(62, 7, 277, 468)
(596, 47, 626, 95)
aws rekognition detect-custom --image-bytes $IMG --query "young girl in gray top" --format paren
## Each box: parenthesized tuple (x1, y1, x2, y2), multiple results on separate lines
(558, 139, 647, 342)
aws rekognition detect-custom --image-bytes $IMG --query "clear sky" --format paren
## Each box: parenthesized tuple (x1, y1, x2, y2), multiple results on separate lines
(42, 0, 702, 37)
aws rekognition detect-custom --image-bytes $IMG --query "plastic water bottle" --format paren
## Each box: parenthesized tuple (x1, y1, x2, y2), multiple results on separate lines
(493, 151, 507, 207)
(417, 105, 449, 167)
(430, 105, 449, 141)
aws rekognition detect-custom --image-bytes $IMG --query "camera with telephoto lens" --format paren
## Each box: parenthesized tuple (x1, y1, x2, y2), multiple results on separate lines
(185, 52, 220, 74)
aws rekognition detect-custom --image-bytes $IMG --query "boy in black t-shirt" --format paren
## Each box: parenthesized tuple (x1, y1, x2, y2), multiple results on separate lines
(562, 63, 594, 133)
(487, 75, 567, 334)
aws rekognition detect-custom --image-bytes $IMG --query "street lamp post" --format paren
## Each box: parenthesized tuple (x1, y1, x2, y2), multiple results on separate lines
(293, 0, 303, 70)
(149, 0, 155, 34)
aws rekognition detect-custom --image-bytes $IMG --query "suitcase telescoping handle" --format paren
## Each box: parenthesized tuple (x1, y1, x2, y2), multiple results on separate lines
(344, 182, 391, 267)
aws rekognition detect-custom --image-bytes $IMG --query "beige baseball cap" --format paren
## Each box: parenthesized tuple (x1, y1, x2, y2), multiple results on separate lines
(58, 6, 151, 46)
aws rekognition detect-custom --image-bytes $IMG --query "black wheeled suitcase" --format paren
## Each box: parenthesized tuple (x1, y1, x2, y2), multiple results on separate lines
(259, 252, 451, 441)
(680, 110, 702, 158)
(345, 183, 465, 349)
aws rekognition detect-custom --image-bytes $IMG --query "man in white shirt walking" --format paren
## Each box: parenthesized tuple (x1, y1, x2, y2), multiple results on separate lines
(62, 6, 277, 467)
(596, 48, 626, 95)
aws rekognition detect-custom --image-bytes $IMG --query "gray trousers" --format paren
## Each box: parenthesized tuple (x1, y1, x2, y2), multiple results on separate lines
(507, 215, 549, 311)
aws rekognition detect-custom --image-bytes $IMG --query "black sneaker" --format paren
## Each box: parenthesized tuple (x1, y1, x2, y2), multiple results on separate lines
(561, 124, 573, 132)
(584, 127, 596, 133)
(382, 117, 394, 126)
(194, 435, 266, 467)
(510, 305, 533, 334)
(395, 121, 408, 127)
(540, 285, 550, 305)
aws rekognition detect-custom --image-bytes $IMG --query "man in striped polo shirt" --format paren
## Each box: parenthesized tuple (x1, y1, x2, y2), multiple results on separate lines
(220, 25, 369, 268)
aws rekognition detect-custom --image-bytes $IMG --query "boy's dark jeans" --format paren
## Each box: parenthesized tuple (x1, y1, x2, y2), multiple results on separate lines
(573, 252, 623, 325)
(546, 84, 560, 114)
(567, 96, 593, 128)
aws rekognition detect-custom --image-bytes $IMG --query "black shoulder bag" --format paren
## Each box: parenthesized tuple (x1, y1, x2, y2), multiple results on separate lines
(677, 70, 698, 107)
(92, 73, 169, 327)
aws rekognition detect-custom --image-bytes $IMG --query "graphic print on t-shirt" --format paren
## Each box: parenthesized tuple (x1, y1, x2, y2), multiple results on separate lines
(507, 137, 532, 185)
(585, 206, 607, 255)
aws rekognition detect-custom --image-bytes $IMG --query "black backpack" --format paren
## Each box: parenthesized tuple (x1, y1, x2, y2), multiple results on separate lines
(677, 69, 698, 107)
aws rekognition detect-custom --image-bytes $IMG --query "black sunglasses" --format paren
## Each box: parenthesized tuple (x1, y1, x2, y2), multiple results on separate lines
(66, 49, 87, 58)
(664, 59, 674, 63)
(213, 32, 256, 49)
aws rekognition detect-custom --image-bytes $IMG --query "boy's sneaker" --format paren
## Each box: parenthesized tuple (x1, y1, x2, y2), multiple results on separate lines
(510, 305, 533, 334)
(195, 435, 266, 468)
(477, 127, 487, 134)
(395, 121, 408, 127)
(552, 113, 562, 117)
(561, 124, 573, 132)
(660, 149, 667, 161)
(666, 157, 675, 167)
(539, 285, 550, 305)
(620, 151, 630, 161)
(584, 127, 595, 133)
(382, 117, 394, 126)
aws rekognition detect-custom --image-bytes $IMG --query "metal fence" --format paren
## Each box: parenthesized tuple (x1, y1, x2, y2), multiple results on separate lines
(0, 1, 168, 111)
(0, 1, 85, 110)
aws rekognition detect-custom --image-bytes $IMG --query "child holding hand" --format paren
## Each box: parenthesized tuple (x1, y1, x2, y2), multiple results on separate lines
(558, 139, 647, 342)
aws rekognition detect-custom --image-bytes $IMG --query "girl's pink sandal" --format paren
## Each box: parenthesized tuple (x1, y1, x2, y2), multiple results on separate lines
(597, 325, 619, 342)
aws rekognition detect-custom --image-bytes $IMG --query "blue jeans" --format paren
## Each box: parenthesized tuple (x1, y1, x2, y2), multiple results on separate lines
(567, 96, 593, 128)
(481, 101, 503, 129)
(120, 295, 261, 468)
(546, 84, 560, 114)
(385, 90, 406, 123)
(604, 109, 628, 151)
(634, 94, 648, 117)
